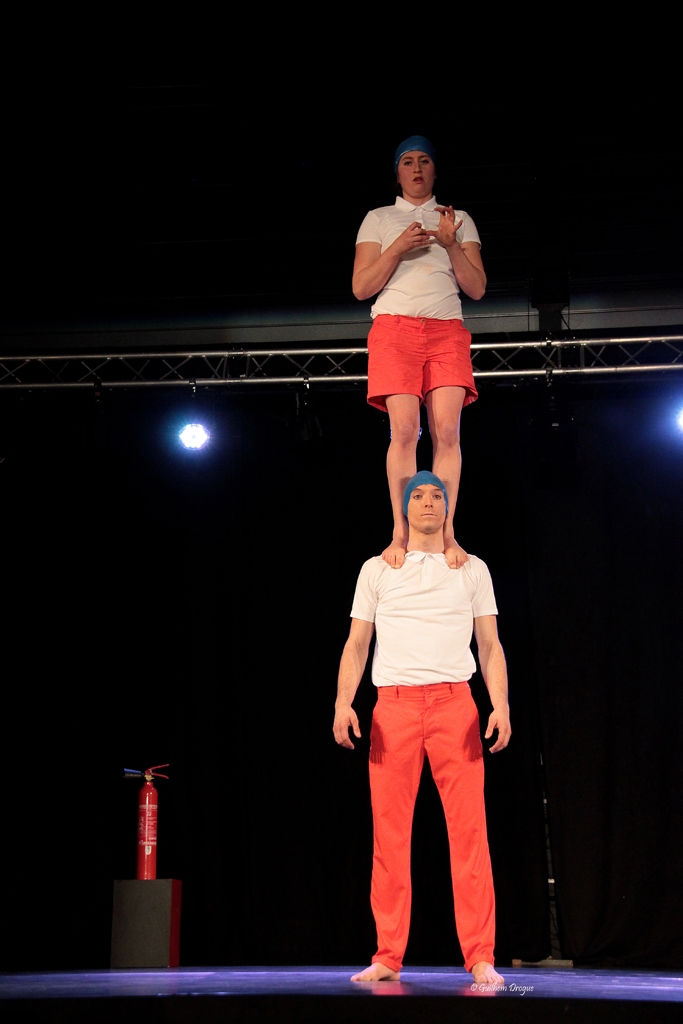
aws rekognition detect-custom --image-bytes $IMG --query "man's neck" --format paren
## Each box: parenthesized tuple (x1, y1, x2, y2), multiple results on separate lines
(406, 530, 445, 554)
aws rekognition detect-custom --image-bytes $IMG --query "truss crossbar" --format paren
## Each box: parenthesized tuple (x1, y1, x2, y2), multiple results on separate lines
(0, 335, 681, 389)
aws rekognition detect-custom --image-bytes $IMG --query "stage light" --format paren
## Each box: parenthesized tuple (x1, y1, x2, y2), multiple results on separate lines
(179, 423, 210, 449)
(677, 408, 683, 431)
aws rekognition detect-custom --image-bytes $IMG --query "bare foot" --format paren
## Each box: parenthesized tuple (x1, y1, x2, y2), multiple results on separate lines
(471, 961, 504, 985)
(351, 963, 400, 982)
(444, 536, 469, 569)
(382, 538, 407, 569)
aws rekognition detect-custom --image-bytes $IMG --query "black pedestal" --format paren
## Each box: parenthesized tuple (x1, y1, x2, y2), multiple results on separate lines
(111, 879, 182, 968)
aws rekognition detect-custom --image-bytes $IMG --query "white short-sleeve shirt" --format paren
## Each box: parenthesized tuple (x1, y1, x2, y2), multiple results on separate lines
(356, 196, 481, 321)
(350, 551, 497, 687)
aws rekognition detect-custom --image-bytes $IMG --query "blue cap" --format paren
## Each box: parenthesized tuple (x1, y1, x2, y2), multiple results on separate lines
(403, 471, 449, 516)
(394, 135, 436, 173)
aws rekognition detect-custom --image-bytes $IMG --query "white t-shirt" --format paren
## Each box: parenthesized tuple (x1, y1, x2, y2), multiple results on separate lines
(356, 196, 481, 321)
(350, 551, 497, 687)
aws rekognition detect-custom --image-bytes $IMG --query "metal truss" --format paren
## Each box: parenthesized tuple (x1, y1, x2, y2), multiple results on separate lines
(1, 334, 682, 390)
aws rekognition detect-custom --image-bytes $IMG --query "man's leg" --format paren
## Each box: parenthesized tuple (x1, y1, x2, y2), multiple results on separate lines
(382, 394, 420, 569)
(424, 684, 503, 984)
(352, 688, 424, 981)
(425, 386, 467, 569)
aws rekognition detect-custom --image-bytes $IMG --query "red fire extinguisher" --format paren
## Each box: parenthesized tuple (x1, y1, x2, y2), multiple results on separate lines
(124, 765, 169, 880)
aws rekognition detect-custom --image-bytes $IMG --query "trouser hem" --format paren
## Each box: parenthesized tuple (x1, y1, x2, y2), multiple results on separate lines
(372, 955, 402, 973)
(464, 952, 496, 972)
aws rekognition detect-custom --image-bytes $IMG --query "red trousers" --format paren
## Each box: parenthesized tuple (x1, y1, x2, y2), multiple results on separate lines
(369, 682, 495, 972)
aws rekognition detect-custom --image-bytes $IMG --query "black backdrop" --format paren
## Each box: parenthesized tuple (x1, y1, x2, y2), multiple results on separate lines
(1, 376, 682, 972)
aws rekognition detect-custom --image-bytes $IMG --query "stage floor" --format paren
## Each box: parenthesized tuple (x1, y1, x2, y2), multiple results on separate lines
(2, 964, 683, 1001)
(2, 966, 682, 1023)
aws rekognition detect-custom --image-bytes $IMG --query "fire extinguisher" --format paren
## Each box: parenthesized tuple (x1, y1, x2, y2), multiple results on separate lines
(123, 765, 169, 880)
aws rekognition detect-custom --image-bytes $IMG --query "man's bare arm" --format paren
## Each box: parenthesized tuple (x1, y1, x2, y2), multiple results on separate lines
(333, 617, 375, 749)
(473, 614, 511, 753)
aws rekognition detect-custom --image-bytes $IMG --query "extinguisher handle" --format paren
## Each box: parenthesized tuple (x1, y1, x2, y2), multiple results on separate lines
(122, 765, 170, 779)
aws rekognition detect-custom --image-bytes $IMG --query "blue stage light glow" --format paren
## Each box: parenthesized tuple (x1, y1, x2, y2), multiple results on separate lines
(677, 408, 683, 431)
(179, 423, 210, 449)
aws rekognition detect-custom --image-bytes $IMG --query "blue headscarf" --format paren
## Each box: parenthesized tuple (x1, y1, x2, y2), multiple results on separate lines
(403, 471, 449, 516)
(394, 135, 436, 173)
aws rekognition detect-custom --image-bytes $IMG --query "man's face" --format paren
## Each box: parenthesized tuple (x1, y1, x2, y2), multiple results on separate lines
(397, 151, 436, 202)
(406, 484, 446, 534)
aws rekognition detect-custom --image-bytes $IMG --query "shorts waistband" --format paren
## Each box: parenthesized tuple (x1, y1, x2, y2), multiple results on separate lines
(374, 314, 465, 328)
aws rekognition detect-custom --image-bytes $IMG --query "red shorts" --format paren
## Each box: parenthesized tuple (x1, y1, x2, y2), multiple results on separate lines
(367, 314, 478, 413)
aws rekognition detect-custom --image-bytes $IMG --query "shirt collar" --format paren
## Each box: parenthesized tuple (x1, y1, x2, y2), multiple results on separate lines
(395, 195, 438, 213)
(405, 550, 448, 564)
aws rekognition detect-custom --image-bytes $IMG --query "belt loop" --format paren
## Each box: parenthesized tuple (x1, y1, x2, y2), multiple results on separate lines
(395, 685, 400, 699)
(449, 683, 453, 694)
